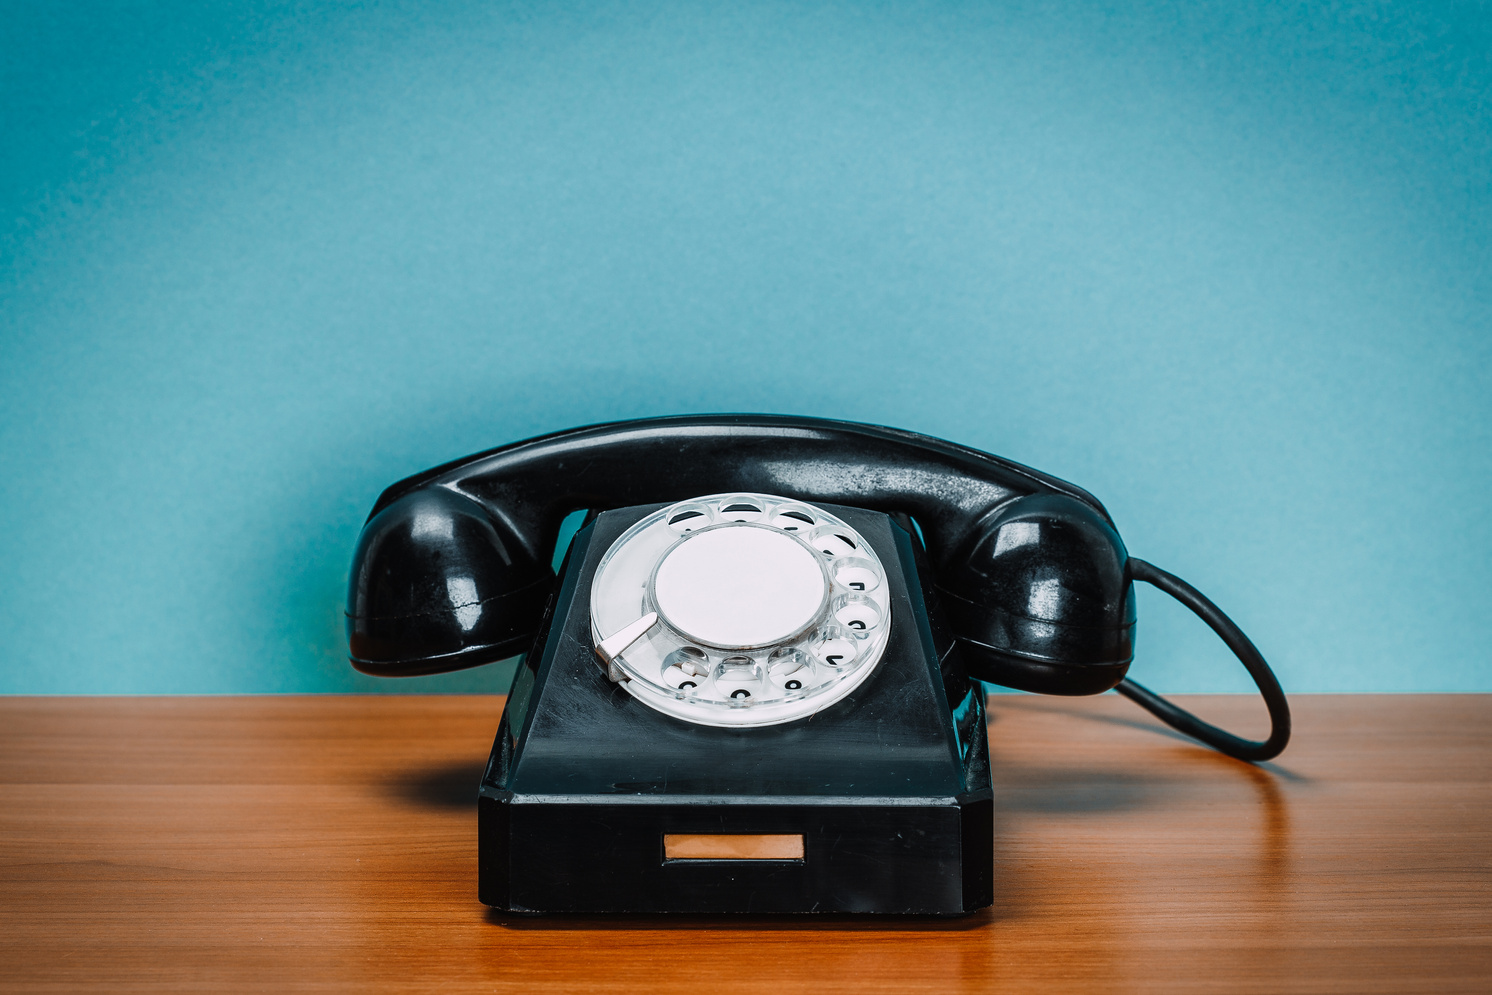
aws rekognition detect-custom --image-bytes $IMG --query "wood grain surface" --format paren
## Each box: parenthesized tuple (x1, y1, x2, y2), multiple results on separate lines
(0, 694, 1488, 993)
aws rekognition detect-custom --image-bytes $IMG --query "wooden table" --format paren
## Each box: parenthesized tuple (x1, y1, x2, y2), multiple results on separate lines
(1, 694, 1488, 993)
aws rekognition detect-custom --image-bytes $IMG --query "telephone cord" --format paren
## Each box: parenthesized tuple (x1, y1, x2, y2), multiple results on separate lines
(1117, 558, 1291, 763)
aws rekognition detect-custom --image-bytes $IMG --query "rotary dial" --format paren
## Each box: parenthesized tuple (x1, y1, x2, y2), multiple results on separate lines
(589, 493, 892, 728)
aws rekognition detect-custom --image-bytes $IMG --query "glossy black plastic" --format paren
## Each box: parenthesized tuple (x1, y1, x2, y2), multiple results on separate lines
(347, 488, 551, 673)
(346, 415, 1138, 695)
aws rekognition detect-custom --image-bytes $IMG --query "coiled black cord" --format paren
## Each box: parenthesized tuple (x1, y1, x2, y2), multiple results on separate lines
(1118, 558, 1291, 762)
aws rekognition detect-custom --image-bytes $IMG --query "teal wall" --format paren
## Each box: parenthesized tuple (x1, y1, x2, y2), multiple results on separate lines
(2, 1, 1488, 694)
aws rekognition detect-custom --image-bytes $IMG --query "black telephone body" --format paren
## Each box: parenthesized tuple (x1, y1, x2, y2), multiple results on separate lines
(346, 416, 1289, 916)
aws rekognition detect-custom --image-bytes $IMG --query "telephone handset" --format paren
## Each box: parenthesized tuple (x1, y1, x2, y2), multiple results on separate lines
(348, 415, 1288, 753)
(346, 415, 1289, 915)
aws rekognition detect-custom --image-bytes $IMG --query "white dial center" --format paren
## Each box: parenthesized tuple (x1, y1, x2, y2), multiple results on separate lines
(651, 524, 828, 648)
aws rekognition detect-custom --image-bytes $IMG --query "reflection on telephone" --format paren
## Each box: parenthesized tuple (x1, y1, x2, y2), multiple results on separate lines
(346, 416, 1289, 915)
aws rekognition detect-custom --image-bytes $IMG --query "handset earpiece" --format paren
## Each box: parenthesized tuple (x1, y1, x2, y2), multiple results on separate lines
(936, 492, 1291, 762)
(935, 493, 1136, 696)
(346, 487, 555, 676)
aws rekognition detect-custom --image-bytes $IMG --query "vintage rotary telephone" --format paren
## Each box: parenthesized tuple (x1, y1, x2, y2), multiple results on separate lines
(347, 415, 1289, 915)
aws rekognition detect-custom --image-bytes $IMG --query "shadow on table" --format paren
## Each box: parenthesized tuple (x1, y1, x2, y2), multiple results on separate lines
(986, 697, 1297, 911)
(389, 760, 487, 809)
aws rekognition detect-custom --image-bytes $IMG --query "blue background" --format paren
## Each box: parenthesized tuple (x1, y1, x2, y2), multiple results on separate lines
(2, 1, 1488, 695)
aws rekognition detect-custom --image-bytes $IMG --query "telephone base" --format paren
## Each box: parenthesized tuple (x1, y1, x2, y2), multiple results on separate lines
(478, 502, 994, 916)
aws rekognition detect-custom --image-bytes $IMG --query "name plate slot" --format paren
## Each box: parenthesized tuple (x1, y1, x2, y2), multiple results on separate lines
(663, 834, 805, 861)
